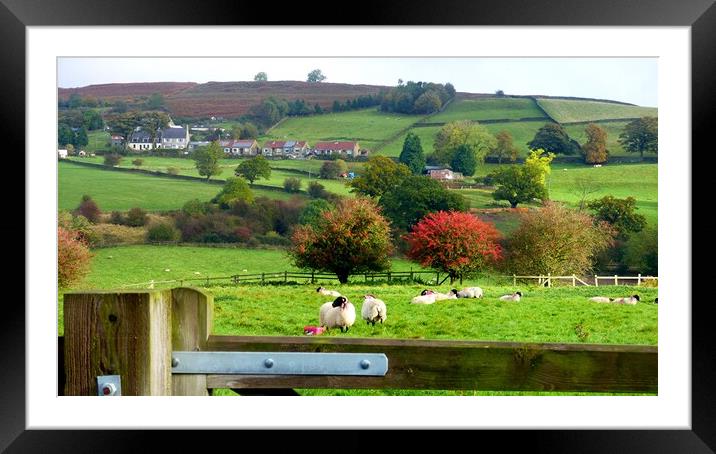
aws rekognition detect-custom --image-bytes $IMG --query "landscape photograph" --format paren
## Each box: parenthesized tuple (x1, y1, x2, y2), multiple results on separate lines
(57, 57, 658, 397)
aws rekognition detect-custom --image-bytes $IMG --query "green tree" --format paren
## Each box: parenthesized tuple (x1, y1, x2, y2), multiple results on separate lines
(235, 155, 271, 184)
(298, 199, 334, 226)
(283, 177, 302, 193)
(413, 90, 442, 114)
(146, 93, 165, 110)
(67, 93, 82, 109)
(528, 123, 581, 155)
(450, 144, 478, 176)
(306, 69, 326, 83)
(82, 110, 104, 130)
(623, 224, 658, 275)
(289, 198, 393, 283)
(398, 132, 426, 175)
(379, 176, 468, 231)
(587, 196, 647, 239)
(240, 122, 259, 139)
(193, 141, 224, 181)
(491, 151, 554, 208)
(141, 112, 171, 150)
(58, 123, 74, 147)
(103, 154, 122, 167)
(350, 156, 411, 198)
(433, 120, 496, 165)
(254, 72, 268, 81)
(320, 159, 347, 179)
(490, 130, 518, 164)
(73, 127, 89, 148)
(582, 123, 609, 164)
(212, 177, 254, 208)
(618, 116, 658, 160)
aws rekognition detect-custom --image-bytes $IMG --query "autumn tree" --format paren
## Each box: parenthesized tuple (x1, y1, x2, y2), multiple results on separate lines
(405, 211, 502, 284)
(528, 123, 581, 155)
(74, 195, 101, 223)
(581, 123, 609, 164)
(490, 130, 518, 164)
(58, 226, 93, 288)
(235, 155, 271, 184)
(379, 176, 468, 231)
(433, 120, 496, 166)
(619, 116, 658, 160)
(502, 202, 615, 276)
(350, 156, 411, 197)
(288, 198, 393, 283)
(193, 141, 224, 181)
(398, 132, 426, 175)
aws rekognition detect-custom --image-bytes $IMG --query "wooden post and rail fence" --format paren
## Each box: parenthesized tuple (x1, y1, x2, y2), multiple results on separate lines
(60, 288, 657, 396)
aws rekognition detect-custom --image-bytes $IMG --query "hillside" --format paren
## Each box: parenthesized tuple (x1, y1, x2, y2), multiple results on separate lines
(58, 80, 390, 119)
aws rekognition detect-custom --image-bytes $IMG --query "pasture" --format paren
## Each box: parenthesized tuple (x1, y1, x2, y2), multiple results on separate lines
(430, 98, 547, 123)
(58, 161, 299, 211)
(536, 99, 658, 124)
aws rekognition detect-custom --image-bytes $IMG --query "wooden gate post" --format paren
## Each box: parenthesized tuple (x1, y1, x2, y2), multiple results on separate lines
(64, 290, 173, 396)
(171, 288, 213, 396)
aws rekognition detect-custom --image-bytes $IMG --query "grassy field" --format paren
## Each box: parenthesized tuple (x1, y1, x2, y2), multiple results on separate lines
(563, 121, 634, 157)
(431, 98, 547, 123)
(85, 130, 111, 152)
(58, 161, 299, 211)
(537, 99, 658, 124)
(260, 108, 422, 151)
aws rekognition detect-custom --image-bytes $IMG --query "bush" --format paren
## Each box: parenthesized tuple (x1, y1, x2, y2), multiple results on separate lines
(132, 158, 144, 167)
(319, 159, 347, 179)
(257, 231, 291, 246)
(307, 181, 329, 199)
(58, 211, 97, 244)
(283, 177, 302, 193)
(58, 226, 92, 288)
(75, 195, 101, 223)
(166, 166, 180, 175)
(182, 199, 213, 216)
(109, 211, 125, 225)
(147, 221, 181, 242)
(89, 223, 148, 247)
(124, 207, 148, 227)
(212, 177, 253, 208)
(623, 225, 658, 275)
(104, 154, 122, 167)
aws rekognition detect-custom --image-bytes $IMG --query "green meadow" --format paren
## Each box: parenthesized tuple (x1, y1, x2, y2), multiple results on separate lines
(430, 98, 547, 123)
(536, 99, 658, 124)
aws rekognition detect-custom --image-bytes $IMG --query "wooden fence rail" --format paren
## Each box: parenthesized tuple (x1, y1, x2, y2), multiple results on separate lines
(508, 274, 658, 287)
(61, 288, 657, 396)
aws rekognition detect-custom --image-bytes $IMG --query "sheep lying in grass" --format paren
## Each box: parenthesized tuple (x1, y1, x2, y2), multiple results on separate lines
(499, 291, 522, 301)
(589, 295, 640, 305)
(455, 287, 484, 298)
(316, 286, 341, 297)
(433, 290, 458, 301)
(411, 289, 436, 305)
(361, 294, 387, 325)
(319, 296, 356, 332)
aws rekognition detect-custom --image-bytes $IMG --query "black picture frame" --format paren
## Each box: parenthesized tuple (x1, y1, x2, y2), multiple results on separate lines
(8, 0, 713, 450)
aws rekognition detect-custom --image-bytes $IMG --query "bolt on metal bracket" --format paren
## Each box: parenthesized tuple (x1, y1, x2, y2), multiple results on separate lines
(171, 351, 388, 376)
(97, 375, 122, 396)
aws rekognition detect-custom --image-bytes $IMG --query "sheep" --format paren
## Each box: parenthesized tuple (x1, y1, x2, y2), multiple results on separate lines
(433, 290, 458, 301)
(499, 291, 522, 301)
(411, 293, 436, 305)
(316, 286, 341, 297)
(361, 294, 387, 325)
(454, 287, 484, 298)
(612, 294, 640, 305)
(589, 296, 614, 303)
(319, 296, 356, 332)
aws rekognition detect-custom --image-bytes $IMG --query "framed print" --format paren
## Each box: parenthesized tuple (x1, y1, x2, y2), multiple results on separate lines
(9, 0, 715, 450)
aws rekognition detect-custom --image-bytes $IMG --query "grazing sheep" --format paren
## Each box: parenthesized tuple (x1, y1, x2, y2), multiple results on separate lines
(361, 294, 387, 325)
(455, 287, 484, 298)
(319, 296, 356, 332)
(316, 286, 341, 297)
(499, 291, 522, 301)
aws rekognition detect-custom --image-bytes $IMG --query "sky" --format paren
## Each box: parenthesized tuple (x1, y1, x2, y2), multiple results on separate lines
(58, 57, 657, 107)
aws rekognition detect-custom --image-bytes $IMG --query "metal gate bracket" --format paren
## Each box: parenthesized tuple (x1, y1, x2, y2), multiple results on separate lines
(97, 375, 122, 396)
(171, 351, 388, 376)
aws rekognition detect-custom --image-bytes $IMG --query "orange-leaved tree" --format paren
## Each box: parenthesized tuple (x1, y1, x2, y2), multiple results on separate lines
(58, 226, 93, 288)
(404, 211, 502, 284)
(288, 198, 393, 283)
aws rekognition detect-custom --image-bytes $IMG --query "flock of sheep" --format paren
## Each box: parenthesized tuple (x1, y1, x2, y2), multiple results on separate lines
(304, 286, 652, 335)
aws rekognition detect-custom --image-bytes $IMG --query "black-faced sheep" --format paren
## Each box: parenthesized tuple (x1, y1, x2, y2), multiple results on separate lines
(499, 291, 522, 301)
(411, 290, 436, 305)
(589, 295, 640, 305)
(319, 296, 356, 332)
(361, 294, 387, 325)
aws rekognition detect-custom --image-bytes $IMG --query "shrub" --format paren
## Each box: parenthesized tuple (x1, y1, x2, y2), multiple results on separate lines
(89, 223, 147, 247)
(405, 211, 503, 283)
(58, 226, 92, 288)
(298, 199, 334, 226)
(234, 226, 252, 242)
(283, 177, 302, 193)
(75, 195, 101, 223)
(103, 154, 122, 167)
(182, 199, 213, 216)
(166, 166, 180, 175)
(212, 176, 254, 208)
(147, 221, 181, 243)
(109, 211, 126, 225)
(308, 181, 329, 199)
(132, 158, 144, 167)
(623, 225, 658, 275)
(503, 202, 615, 276)
(58, 211, 97, 244)
(257, 230, 291, 246)
(319, 159, 347, 179)
(587, 196, 646, 239)
(125, 207, 148, 227)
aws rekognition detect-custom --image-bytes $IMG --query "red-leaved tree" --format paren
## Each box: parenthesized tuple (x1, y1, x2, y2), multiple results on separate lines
(288, 198, 393, 283)
(404, 211, 502, 284)
(58, 226, 93, 288)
